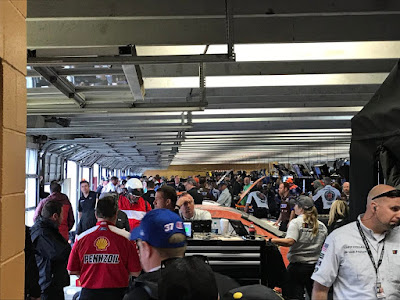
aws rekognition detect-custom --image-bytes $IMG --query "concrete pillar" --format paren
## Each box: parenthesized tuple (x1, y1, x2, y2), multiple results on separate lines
(0, 0, 27, 299)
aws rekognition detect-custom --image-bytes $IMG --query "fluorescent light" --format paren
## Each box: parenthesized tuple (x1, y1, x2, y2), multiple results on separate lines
(192, 107, 362, 115)
(143, 73, 387, 88)
(187, 133, 351, 138)
(229, 42, 400, 62)
(136, 41, 400, 61)
(193, 116, 352, 123)
(185, 129, 352, 135)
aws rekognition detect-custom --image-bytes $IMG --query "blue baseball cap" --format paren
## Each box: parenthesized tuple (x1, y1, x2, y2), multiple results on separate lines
(130, 209, 186, 248)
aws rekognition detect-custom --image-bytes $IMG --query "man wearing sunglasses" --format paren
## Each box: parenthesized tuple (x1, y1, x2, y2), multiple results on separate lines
(312, 184, 400, 300)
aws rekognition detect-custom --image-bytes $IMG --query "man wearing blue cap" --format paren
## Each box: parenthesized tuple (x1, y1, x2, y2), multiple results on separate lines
(124, 209, 187, 300)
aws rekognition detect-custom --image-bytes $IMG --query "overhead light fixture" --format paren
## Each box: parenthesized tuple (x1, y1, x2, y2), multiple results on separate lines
(143, 73, 387, 88)
(192, 107, 362, 115)
(136, 41, 400, 61)
(192, 115, 353, 123)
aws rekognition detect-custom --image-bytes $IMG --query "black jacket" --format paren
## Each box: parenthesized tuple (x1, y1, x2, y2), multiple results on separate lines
(188, 188, 204, 205)
(142, 190, 156, 208)
(123, 266, 238, 300)
(30, 217, 71, 292)
(124, 270, 161, 300)
(25, 226, 41, 298)
(169, 182, 185, 192)
(76, 191, 98, 235)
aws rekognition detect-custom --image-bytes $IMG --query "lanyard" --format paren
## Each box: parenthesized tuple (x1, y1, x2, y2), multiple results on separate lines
(356, 220, 385, 276)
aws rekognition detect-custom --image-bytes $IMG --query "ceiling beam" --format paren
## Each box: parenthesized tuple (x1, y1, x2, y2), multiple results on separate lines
(27, 0, 400, 18)
(27, 54, 234, 66)
(26, 103, 205, 115)
(26, 60, 398, 77)
(28, 14, 400, 48)
(122, 64, 145, 102)
(27, 125, 193, 135)
(33, 67, 86, 107)
(141, 60, 396, 76)
(27, 84, 380, 97)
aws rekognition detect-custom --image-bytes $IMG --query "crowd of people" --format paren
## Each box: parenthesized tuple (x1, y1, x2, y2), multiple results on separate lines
(24, 171, 400, 300)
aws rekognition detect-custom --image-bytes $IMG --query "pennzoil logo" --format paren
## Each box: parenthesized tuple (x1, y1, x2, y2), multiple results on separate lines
(84, 254, 120, 264)
(94, 236, 110, 251)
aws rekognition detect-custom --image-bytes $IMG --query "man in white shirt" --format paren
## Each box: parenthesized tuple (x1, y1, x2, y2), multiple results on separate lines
(312, 184, 400, 300)
(102, 176, 122, 194)
(176, 193, 212, 221)
(217, 181, 232, 207)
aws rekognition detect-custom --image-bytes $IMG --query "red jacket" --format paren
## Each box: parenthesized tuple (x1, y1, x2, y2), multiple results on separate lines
(118, 195, 151, 230)
(34, 192, 75, 241)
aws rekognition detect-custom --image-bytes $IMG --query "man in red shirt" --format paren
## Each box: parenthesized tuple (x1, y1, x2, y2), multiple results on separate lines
(119, 178, 152, 229)
(34, 181, 74, 241)
(67, 195, 141, 300)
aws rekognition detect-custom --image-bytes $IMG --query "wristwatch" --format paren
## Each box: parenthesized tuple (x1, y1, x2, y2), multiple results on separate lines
(268, 238, 272, 243)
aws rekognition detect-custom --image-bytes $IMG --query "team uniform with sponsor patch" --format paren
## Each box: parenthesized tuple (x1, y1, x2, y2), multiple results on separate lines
(246, 191, 269, 218)
(312, 185, 341, 214)
(278, 195, 295, 231)
(284, 214, 327, 299)
(67, 221, 141, 300)
(312, 215, 400, 300)
(118, 195, 151, 229)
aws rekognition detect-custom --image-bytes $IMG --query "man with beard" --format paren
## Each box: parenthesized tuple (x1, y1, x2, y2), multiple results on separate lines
(342, 182, 350, 204)
(31, 201, 71, 300)
(274, 182, 295, 231)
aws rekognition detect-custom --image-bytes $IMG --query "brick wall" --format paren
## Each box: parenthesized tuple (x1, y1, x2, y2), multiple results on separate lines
(0, 0, 27, 298)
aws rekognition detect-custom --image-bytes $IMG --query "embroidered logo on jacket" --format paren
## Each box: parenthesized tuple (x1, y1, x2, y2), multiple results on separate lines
(94, 236, 110, 251)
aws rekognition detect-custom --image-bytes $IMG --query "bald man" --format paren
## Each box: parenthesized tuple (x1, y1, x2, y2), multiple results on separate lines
(312, 184, 400, 300)
(176, 193, 211, 221)
(342, 182, 350, 203)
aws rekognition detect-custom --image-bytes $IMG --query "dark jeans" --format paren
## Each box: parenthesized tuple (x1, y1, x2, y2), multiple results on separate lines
(285, 262, 315, 300)
(80, 288, 127, 300)
(41, 286, 64, 300)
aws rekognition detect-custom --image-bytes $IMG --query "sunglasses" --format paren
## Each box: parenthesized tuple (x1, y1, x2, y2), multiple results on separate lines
(372, 189, 400, 200)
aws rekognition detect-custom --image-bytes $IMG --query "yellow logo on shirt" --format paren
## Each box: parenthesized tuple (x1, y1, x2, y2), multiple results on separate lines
(94, 236, 110, 251)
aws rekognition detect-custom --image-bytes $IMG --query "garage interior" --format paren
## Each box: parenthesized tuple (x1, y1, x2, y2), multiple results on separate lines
(1, 1, 400, 298)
